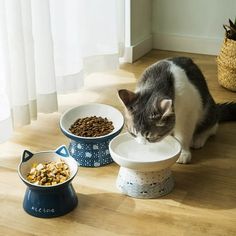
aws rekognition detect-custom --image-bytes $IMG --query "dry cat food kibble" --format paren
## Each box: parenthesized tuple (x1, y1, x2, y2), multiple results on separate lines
(26, 160, 70, 186)
(69, 116, 114, 137)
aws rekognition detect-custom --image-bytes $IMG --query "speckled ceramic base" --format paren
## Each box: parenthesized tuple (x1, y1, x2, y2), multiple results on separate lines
(116, 167, 174, 198)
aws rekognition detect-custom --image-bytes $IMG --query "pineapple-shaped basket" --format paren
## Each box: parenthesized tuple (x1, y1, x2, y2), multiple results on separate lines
(217, 18, 236, 91)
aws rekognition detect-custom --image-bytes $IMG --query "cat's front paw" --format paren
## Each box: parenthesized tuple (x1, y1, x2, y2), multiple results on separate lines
(176, 150, 192, 164)
(191, 137, 206, 149)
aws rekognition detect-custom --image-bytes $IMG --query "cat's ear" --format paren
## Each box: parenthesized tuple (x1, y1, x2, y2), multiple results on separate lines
(118, 89, 136, 106)
(160, 99, 173, 116)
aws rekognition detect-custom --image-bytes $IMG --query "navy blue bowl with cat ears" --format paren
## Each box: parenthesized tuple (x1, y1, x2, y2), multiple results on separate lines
(18, 145, 78, 218)
(18, 146, 78, 189)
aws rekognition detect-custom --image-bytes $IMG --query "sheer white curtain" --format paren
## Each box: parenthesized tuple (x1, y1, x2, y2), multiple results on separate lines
(0, 0, 124, 143)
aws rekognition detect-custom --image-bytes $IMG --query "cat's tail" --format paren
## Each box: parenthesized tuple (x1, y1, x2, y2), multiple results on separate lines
(217, 102, 236, 122)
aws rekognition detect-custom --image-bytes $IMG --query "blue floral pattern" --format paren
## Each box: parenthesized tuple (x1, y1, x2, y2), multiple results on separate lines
(69, 139, 113, 167)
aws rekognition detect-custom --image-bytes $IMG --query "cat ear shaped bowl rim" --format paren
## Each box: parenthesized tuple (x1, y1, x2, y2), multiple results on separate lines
(18, 145, 78, 189)
(109, 133, 182, 172)
(18, 146, 79, 218)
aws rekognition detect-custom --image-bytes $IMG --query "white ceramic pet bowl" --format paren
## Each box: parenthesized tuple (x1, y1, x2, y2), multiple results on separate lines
(109, 133, 181, 198)
(60, 103, 124, 167)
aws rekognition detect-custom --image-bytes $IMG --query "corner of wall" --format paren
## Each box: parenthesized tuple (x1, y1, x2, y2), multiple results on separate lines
(124, 0, 153, 63)
(153, 33, 223, 56)
(123, 35, 153, 63)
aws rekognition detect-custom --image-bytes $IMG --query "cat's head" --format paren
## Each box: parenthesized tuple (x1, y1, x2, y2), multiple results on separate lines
(118, 89, 175, 143)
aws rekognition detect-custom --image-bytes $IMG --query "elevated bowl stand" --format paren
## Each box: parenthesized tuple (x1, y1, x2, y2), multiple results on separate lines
(116, 167, 174, 199)
(109, 133, 182, 199)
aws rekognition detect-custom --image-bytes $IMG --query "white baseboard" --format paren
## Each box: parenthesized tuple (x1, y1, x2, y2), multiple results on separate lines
(153, 33, 224, 56)
(123, 35, 153, 63)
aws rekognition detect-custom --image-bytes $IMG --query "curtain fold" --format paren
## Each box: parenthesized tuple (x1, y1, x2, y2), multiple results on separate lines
(0, 0, 13, 143)
(0, 0, 124, 143)
(31, 0, 58, 113)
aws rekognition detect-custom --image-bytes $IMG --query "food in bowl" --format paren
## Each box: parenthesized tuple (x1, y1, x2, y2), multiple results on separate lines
(26, 159, 70, 186)
(60, 103, 124, 167)
(69, 116, 114, 137)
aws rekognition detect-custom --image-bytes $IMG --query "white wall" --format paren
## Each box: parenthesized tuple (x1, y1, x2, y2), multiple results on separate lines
(152, 0, 236, 55)
(124, 0, 152, 62)
(130, 0, 152, 45)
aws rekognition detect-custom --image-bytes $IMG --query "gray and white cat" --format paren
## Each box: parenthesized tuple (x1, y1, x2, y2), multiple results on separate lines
(118, 57, 236, 164)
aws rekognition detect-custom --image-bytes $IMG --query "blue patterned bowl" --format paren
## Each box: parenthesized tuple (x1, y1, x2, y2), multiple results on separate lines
(60, 103, 124, 167)
(18, 146, 78, 218)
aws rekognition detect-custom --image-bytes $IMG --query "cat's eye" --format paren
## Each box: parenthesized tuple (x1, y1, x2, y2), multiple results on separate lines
(156, 122, 165, 127)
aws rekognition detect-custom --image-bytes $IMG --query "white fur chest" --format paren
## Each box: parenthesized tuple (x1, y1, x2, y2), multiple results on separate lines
(169, 62, 203, 128)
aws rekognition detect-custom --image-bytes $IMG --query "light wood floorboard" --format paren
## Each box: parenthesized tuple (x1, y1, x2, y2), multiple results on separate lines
(0, 50, 235, 236)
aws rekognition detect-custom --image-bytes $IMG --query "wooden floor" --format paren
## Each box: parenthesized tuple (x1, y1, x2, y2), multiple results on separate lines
(0, 50, 236, 236)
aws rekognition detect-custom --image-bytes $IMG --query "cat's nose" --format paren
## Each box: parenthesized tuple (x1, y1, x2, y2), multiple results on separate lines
(142, 131, 150, 138)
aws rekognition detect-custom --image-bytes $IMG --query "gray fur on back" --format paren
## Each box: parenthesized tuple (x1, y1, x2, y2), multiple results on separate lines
(137, 60, 175, 100)
(137, 57, 219, 135)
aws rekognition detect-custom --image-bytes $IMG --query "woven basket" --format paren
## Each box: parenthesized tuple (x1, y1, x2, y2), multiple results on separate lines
(217, 25, 236, 91)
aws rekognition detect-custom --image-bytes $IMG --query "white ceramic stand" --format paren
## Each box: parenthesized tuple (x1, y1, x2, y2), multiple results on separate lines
(109, 133, 181, 199)
(117, 167, 174, 198)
